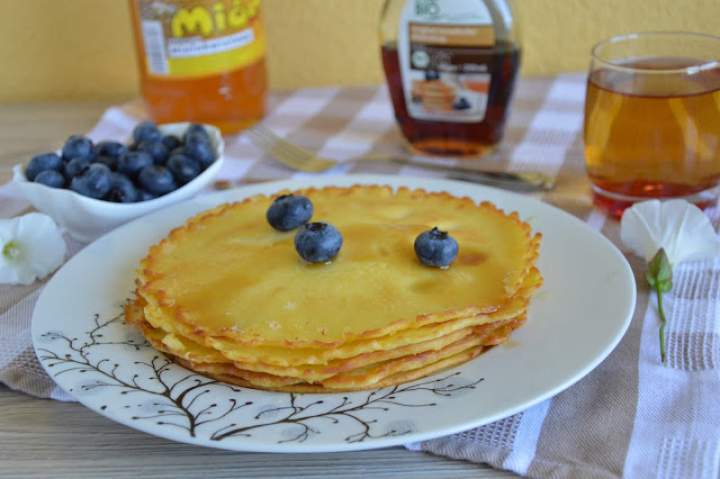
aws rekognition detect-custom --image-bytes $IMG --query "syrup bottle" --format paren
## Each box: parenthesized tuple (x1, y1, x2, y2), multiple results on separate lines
(381, 0, 521, 157)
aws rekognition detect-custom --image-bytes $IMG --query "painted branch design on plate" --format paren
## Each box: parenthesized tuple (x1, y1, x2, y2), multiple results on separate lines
(37, 309, 483, 444)
(210, 374, 483, 443)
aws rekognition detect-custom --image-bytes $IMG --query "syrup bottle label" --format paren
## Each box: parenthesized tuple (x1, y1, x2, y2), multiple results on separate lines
(134, 0, 266, 79)
(397, 0, 495, 123)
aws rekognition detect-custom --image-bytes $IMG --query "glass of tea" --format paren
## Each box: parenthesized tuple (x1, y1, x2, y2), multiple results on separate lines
(584, 32, 720, 217)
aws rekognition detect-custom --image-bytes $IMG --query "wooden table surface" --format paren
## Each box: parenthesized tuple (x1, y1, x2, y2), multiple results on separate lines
(0, 102, 518, 479)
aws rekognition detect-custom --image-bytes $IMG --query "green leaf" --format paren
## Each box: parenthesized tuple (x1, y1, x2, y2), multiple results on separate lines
(647, 248, 672, 293)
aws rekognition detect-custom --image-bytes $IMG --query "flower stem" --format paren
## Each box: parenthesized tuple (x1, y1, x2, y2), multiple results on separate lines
(655, 282, 667, 364)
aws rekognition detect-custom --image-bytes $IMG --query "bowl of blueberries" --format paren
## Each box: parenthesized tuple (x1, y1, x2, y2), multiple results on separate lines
(13, 121, 224, 242)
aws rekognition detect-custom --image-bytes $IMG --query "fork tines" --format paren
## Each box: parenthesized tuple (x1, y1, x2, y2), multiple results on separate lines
(247, 125, 336, 173)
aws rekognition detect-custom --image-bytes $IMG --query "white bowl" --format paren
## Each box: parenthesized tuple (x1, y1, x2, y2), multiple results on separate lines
(12, 122, 224, 242)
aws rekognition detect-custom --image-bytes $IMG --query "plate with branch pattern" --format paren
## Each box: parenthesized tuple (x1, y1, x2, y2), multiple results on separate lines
(32, 175, 635, 452)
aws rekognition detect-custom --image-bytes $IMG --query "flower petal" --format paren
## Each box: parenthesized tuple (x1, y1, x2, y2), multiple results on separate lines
(620, 200, 663, 262)
(0, 213, 66, 285)
(0, 256, 26, 284)
(14, 213, 66, 279)
(621, 199, 720, 265)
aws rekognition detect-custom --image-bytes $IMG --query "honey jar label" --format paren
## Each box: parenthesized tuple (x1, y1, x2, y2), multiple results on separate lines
(133, 0, 266, 79)
(397, 0, 496, 122)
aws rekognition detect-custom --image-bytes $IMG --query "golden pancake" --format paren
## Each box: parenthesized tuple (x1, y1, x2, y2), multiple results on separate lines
(129, 267, 539, 367)
(321, 332, 493, 389)
(127, 185, 543, 392)
(176, 345, 487, 393)
(138, 315, 477, 380)
(137, 186, 540, 348)
(130, 296, 526, 391)
(131, 298, 525, 383)
(173, 333, 487, 390)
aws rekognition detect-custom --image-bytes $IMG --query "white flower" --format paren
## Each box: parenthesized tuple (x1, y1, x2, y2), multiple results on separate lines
(0, 213, 66, 285)
(620, 199, 720, 265)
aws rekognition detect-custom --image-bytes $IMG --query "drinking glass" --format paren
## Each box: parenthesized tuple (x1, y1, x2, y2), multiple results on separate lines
(584, 32, 720, 217)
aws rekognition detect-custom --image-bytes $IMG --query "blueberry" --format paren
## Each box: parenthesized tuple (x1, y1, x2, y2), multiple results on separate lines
(425, 70, 441, 81)
(70, 163, 112, 199)
(170, 146, 185, 157)
(294, 222, 343, 263)
(183, 136, 216, 168)
(185, 132, 212, 148)
(95, 140, 127, 159)
(117, 151, 153, 178)
(63, 157, 91, 179)
(25, 152, 62, 181)
(132, 121, 162, 144)
(93, 155, 118, 171)
(33, 170, 65, 188)
(161, 135, 182, 151)
(137, 140, 169, 165)
(138, 190, 157, 202)
(266, 194, 313, 232)
(167, 154, 202, 185)
(183, 124, 210, 143)
(453, 97, 471, 111)
(186, 131, 212, 146)
(138, 165, 177, 195)
(106, 173, 138, 203)
(414, 227, 459, 268)
(62, 135, 94, 161)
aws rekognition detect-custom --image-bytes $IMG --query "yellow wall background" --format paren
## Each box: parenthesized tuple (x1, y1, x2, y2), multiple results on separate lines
(2, 0, 720, 102)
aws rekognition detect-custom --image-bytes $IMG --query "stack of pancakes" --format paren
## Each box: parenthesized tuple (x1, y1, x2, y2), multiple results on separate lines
(126, 186, 542, 393)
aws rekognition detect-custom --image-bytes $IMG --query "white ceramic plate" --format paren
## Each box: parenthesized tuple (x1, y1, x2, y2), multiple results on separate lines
(31, 175, 636, 453)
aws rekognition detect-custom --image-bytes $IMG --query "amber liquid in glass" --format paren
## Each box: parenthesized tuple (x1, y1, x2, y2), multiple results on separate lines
(382, 42, 521, 156)
(128, 3, 267, 134)
(584, 57, 720, 216)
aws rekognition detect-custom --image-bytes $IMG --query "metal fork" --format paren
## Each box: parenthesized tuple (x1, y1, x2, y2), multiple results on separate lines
(246, 125, 555, 192)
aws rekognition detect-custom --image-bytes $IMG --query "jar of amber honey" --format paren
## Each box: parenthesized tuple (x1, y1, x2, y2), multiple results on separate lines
(129, 0, 267, 133)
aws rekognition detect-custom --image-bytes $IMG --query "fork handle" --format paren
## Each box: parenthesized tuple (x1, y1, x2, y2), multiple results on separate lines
(361, 156, 555, 192)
